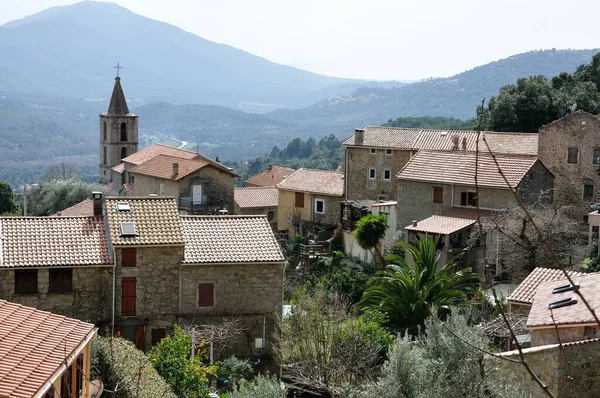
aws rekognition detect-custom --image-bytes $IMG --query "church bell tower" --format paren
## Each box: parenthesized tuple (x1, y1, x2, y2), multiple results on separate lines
(99, 65, 138, 184)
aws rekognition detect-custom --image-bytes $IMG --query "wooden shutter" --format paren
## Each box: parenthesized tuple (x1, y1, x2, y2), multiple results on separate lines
(134, 326, 146, 351)
(121, 248, 137, 267)
(121, 277, 137, 315)
(460, 192, 467, 206)
(295, 192, 304, 208)
(197, 283, 215, 307)
(151, 328, 167, 346)
(15, 270, 38, 294)
(433, 187, 443, 203)
(49, 269, 72, 293)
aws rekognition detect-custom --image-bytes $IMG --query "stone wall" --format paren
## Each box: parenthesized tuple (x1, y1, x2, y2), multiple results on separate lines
(538, 111, 600, 217)
(531, 326, 590, 347)
(99, 115, 138, 184)
(277, 190, 341, 232)
(345, 147, 412, 201)
(498, 338, 600, 397)
(0, 267, 112, 324)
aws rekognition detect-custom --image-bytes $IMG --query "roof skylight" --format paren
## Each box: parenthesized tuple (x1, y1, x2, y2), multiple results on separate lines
(552, 283, 579, 294)
(117, 202, 131, 212)
(119, 222, 137, 237)
(548, 296, 578, 310)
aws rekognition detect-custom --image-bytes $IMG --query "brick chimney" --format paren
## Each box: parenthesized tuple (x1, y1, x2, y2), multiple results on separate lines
(91, 191, 103, 217)
(355, 128, 365, 145)
(267, 164, 273, 171)
(452, 136, 459, 150)
(462, 137, 467, 150)
(412, 220, 418, 227)
(172, 162, 179, 177)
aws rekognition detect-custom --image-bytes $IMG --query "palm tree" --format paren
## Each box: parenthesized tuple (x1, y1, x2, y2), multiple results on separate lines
(353, 213, 388, 266)
(355, 235, 483, 334)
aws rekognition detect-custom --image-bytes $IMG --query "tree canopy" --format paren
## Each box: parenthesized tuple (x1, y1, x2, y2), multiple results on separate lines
(0, 181, 17, 215)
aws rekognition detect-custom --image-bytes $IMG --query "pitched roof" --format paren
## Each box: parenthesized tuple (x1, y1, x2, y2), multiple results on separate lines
(106, 77, 132, 116)
(0, 300, 97, 398)
(344, 127, 538, 155)
(235, 187, 278, 208)
(508, 267, 584, 305)
(181, 215, 284, 264)
(396, 150, 540, 189)
(441, 207, 502, 224)
(527, 273, 600, 328)
(246, 165, 296, 187)
(111, 162, 126, 174)
(405, 215, 475, 235)
(104, 197, 184, 246)
(54, 199, 94, 217)
(277, 168, 344, 197)
(121, 143, 200, 166)
(0, 217, 110, 268)
(128, 155, 209, 181)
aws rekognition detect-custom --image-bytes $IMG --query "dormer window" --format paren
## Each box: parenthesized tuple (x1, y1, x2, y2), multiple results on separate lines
(119, 222, 137, 237)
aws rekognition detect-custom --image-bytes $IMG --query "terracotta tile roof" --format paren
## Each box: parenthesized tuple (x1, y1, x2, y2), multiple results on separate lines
(122, 143, 200, 166)
(396, 150, 540, 189)
(344, 127, 538, 156)
(246, 166, 296, 187)
(111, 162, 125, 174)
(527, 273, 600, 328)
(181, 215, 284, 264)
(128, 155, 209, 181)
(54, 199, 94, 217)
(235, 187, 278, 208)
(0, 217, 110, 268)
(405, 215, 475, 235)
(276, 168, 344, 197)
(0, 300, 96, 398)
(442, 207, 503, 224)
(508, 267, 584, 305)
(104, 197, 184, 246)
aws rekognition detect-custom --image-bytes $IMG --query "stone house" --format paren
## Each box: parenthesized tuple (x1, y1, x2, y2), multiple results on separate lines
(126, 154, 238, 214)
(246, 165, 295, 187)
(526, 273, 600, 347)
(343, 126, 539, 202)
(395, 150, 554, 231)
(0, 194, 285, 358)
(234, 186, 279, 229)
(0, 299, 97, 398)
(507, 267, 583, 315)
(538, 111, 600, 219)
(276, 168, 344, 234)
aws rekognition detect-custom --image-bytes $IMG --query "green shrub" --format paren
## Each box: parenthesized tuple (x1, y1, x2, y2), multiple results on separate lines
(90, 336, 175, 398)
(219, 356, 253, 386)
(228, 375, 285, 398)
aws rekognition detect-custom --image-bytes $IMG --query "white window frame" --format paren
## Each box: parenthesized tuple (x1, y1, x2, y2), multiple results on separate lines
(370, 148, 377, 154)
(383, 168, 392, 181)
(314, 198, 325, 214)
(159, 183, 165, 197)
(368, 168, 376, 180)
(385, 149, 392, 156)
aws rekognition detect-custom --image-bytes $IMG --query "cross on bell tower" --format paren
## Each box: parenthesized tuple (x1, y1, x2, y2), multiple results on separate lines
(113, 62, 123, 78)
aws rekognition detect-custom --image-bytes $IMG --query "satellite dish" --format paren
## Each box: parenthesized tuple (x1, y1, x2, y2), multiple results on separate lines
(90, 380, 104, 398)
(392, 230, 405, 241)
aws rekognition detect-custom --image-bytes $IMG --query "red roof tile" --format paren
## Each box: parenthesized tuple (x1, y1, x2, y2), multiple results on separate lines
(235, 187, 278, 208)
(122, 143, 199, 166)
(277, 168, 344, 197)
(508, 267, 585, 305)
(0, 300, 96, 398)
(441, 207, 502, 225)
(111, 162, 125, 174)
(246, 166, 296, 187)
(396, 150, 540, 189)
(405, 215, 475, 235)
(54, 199, 94, 217)
(128, 155, 208, 181)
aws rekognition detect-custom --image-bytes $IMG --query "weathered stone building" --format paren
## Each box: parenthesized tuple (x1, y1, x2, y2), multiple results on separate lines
(0, 195, 285, 356)
(538, 111, 600, 218)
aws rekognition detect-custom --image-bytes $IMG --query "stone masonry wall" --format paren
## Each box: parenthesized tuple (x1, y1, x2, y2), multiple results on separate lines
(538, 111, 600, 217)
(99, 115, 138, 184)
(345, 147, 412, 201)
(498, 339, 600, 397)
(531, 326, 588, 347)
(0, 267, 112, 324)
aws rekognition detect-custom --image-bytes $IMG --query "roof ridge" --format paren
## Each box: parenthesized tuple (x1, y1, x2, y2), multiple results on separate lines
(181, 214, 268, 219)
(364, 126, 535, 135)
(296, 167, 342, 173)
(105, 196, 177, 200)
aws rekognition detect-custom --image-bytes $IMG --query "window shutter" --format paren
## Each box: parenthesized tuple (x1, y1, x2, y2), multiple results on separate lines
(121, 277, 137, 315)
(134, 325, 146, 351)
(295, 192, 304, 208)
(151, 328, 167, 346)
(197, 283, 215, 307)
(121, 248, 137, 267)
(15, 270, 38, 294)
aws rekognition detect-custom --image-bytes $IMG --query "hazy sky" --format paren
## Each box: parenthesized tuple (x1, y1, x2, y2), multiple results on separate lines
(1, 0, 599, 81)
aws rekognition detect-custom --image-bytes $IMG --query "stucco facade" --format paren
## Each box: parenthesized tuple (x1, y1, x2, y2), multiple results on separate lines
(277, 189, 341, 232)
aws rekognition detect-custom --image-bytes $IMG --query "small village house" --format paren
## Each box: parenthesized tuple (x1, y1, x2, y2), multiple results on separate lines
(234, 186, 279, 229)
(0, 300, 97, 398)
(246, 165, 295, 187)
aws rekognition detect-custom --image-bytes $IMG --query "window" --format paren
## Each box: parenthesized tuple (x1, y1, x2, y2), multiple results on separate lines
(267, 210, 275, 221)
(120, 122, 127, 141)
(159, 183, 165, 196)
(117, 202, 131, 212)
(121, 147, 127, 160)
(197, 282, 215, 307)
(594, 148, 600, 164)
(585, 326, 597, 339)
(295, 192, 304, 208)
(103, 146, 107, 165)
(385, 149, 392, 156)
(119, 222, 137, 237)
(370, 148, 376, 154)
(368, 168, 376, 180)
(103, 121, 107, 141)
(383, 168, 391, 181)
(151, 328, 167, 346)
(121, 277, 137, 315)
(315, 199, 325, 214)
(121, 248, 137, 267)
(15, 270, 37, 294)
(433, 187, 443, 203)
(49, 269, 72, 293)
(460, 192, 477, 207)
(584, 184, 594, 200)
(567, 147, 579, 164)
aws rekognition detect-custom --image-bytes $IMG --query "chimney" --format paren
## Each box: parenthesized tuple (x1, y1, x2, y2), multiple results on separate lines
(452, 136, 459, 150)
(462, 137, 467, 150)
(412, 220, 418, 227)
(91, 191, 103, 217)
(267, 164, 273, 171)
(355, 128, 365, 145)
(172, 162, 179, 177)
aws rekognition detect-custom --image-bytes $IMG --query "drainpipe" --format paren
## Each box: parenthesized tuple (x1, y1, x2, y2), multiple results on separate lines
(344, 148, 349, 200)
(111, 248, 116, 337)
(451, 184, 455, 207)
(262, 315, 266, 349)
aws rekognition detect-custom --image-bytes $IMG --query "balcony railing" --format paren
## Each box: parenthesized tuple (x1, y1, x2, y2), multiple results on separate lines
(179, 196, 214, 213)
